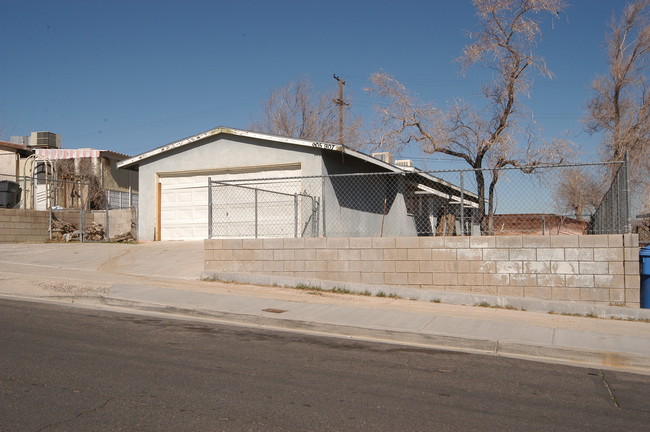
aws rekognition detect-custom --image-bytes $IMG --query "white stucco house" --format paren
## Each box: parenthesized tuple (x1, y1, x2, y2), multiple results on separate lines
(118, 127, 480, 241)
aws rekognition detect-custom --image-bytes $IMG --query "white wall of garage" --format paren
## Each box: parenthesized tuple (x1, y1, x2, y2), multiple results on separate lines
(159, 167, 301, 241)
(136, 134, 325, 241)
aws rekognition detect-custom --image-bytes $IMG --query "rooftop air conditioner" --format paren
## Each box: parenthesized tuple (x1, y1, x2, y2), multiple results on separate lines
(371, 152, 393, 164)
(9, 132, 61, 149)
(395, 159, 413, 167)
(31, 132, 61, 149)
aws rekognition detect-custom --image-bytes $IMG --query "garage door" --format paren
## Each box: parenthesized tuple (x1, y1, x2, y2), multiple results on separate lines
(159, 167, 301, 241)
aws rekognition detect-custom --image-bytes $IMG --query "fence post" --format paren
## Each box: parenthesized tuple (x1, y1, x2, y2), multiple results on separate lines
(611, 176, 617, 234)
(207, 177, 213, 239)
(294, 194, 298, 238)
(321, 176, 327, 237)
(79, 205, 84, 243)
(624, 152, 632, 234)
(460, 171, 465, 236)
(105, 208, 110, 240)
(255, 188, 258, 239)
(313, 197, 320, 237)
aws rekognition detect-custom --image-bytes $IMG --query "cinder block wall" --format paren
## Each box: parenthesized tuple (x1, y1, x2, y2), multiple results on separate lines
(204, 234, 641, 307)
(0, 208, 50, 242)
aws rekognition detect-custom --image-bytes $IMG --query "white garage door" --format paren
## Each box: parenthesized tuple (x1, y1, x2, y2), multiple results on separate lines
(159, 168, 301, 241)
(160, 175, 210, 241)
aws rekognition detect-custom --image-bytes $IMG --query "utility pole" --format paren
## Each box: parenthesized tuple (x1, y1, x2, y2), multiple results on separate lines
(333, 74, 349, 145)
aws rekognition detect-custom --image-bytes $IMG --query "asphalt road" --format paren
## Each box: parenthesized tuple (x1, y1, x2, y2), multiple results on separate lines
(2, 299, 650, 432)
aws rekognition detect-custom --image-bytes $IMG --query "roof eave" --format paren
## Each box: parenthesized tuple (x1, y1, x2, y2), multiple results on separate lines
(117, 127, 350, 170)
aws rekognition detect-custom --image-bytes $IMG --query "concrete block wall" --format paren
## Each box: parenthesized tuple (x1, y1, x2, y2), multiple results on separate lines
(103, 208, 137, 239)
(0, 208, 50, 242)
(204, 234, 642, 307)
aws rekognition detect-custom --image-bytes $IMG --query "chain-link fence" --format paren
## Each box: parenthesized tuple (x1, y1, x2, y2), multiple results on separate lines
(50, 207, 137, 242)
(208, 161, 636, 239)
(1, 172, 137, 242)
(1, 173, 95, 211)
(590, 156, 630, 235)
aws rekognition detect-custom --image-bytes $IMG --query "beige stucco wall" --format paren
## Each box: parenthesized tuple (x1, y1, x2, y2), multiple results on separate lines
(0, 150, 18, 178)
(204, 234, 641, 307)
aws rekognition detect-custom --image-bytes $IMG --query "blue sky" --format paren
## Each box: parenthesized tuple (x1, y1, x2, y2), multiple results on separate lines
(0, 0, 630, 165)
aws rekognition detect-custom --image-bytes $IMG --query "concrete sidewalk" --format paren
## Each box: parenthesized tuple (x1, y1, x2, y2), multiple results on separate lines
(1, 242, 649, 375)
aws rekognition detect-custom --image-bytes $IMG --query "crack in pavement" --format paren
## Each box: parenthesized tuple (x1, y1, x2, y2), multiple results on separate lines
(35, 398, 116, 432)
(600, 370, 621, 409)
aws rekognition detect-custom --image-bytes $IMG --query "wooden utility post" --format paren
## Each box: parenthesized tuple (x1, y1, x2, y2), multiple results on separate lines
(333, 74, 349, 145)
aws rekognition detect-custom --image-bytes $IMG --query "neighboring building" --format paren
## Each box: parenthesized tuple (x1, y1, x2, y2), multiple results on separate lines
(118, 126, 480, 241)
(5, 132, 138, 210)
(30, 148, 138, 210)
(0, 140, 32, 180)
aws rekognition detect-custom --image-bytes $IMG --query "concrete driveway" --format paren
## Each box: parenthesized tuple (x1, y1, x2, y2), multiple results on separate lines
(0, 241, 204, 280)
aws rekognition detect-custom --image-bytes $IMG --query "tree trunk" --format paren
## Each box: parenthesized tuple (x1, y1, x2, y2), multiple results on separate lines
(474, 169, 487, 234)
(486, 169, 500, 236)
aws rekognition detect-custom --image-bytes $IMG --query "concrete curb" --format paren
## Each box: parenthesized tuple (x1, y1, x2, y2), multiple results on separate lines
(7, 292, 647, 376)
(95, 297, 650, 376)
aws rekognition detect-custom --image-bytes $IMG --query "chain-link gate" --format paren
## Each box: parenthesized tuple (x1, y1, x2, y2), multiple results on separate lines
(208, 179, 319, 239)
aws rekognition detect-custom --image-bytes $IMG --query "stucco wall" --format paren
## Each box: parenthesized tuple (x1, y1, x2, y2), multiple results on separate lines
(321, 171, 417, 237)
(135, 133, 419, 241)
(204, 234, 641, 308)
(104, 158, 138, 193)
(0, 150, 18, 177)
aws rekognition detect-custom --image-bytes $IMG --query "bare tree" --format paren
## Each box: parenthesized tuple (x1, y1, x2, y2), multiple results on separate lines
(585, 0, 650, 213)
(367, 0, 567, 234)
(250, 77, 362, 146)
(553, 167, 604, 220)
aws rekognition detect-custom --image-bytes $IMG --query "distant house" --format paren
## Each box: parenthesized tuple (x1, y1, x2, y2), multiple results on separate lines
(118, 126, 481, 241)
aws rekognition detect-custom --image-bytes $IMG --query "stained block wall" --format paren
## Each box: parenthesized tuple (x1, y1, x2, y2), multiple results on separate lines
(204, 234, 641, 307)
(0, 208, 50, 242)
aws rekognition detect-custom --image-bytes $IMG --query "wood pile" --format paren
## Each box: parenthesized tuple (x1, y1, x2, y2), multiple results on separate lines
(110, 232, 135, 242)
(638, 218, 650, 244)
(51, 215, 106, 242)
(51, 217, 77, 240)
(84, 222, 106, 241)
